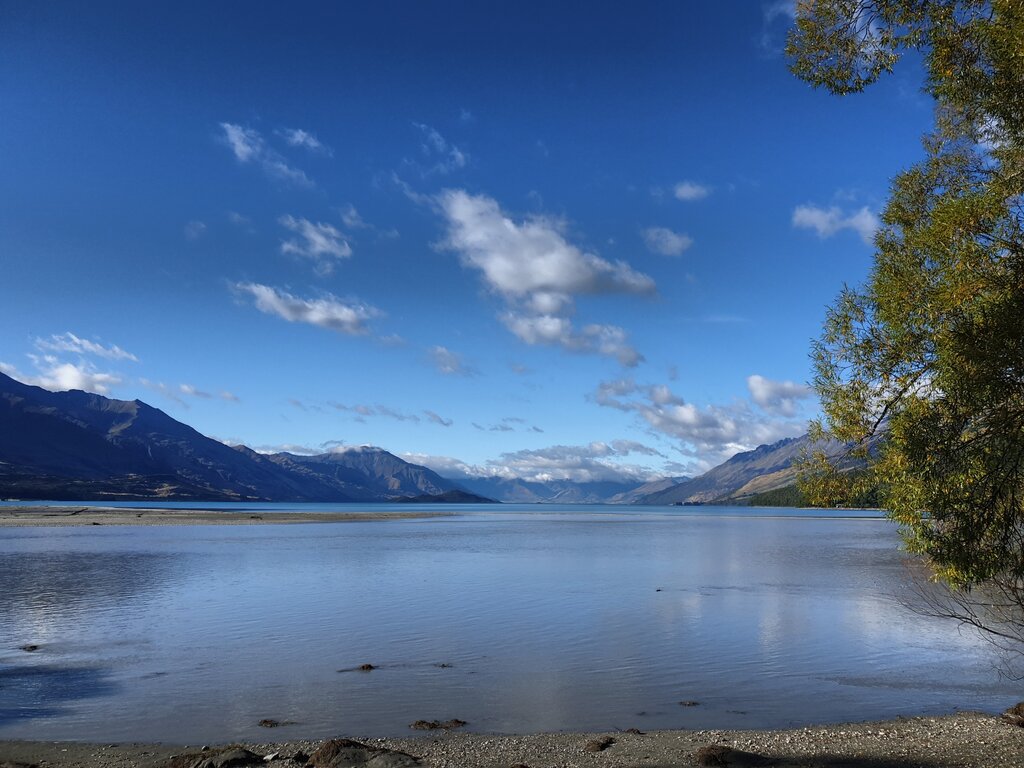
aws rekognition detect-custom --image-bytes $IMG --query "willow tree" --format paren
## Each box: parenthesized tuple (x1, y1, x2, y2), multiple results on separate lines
(790, 0, 1024, 646)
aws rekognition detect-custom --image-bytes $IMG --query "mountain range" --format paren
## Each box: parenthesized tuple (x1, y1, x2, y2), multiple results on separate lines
(0, 371, 842, 505)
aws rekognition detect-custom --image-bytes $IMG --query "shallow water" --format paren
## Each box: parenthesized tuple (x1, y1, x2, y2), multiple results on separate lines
(0, 504, 1018, 743)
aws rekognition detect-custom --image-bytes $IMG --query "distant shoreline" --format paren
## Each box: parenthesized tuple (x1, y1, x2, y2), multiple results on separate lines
(0, 712, 1021, 767)
(0, 505, 452, 526)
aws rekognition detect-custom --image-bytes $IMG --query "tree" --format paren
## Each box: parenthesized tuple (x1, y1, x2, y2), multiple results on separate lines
(788, 0, 1024, 644)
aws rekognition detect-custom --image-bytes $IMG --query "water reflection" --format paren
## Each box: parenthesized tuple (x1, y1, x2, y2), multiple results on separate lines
(0, 665, 116, 725)
(0, 509, 1019, 743)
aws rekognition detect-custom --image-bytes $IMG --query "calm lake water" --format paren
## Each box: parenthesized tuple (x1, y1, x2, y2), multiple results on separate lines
(0, 503, 1019, 743)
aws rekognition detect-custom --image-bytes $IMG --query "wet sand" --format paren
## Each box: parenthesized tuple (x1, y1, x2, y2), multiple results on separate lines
(0, 505, 451, 526)
(2, 712, 1023, 767)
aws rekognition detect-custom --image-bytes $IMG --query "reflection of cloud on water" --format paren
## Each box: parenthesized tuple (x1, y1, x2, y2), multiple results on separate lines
(0, 664, 117, 727)
(0, 551, 179, 636)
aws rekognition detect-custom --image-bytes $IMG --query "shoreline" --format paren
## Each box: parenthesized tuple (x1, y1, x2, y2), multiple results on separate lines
(0, 505, 452, 527)
(2, 712, 1023, 767)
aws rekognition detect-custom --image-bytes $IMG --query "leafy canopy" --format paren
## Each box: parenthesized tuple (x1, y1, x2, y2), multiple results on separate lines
(789, 0, 1024, 588)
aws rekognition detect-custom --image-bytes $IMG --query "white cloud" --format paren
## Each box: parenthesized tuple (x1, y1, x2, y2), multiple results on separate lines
(642, 226, 694, 256)
(234, 282, 380, 336)
(673, 181, 711, 201)
(2, 357, 121, 395)
(221, 123, 262, 162)
(277, 127, 331, 155)
(440, 190, 654, 298)
(341, 204, 368, 229)
(220, 391, 240, 402)
(404, 440, 665, 483)
(412, 122, 467, 174)
(34, 332, 138, 362)
(401, 452, 479, 479)
(279, 215, 352, 274)
(428, 345, 473, 376)
(184, 220, 207, 241)
(179, 383, 212, 399)
(792, 204, 879, 245)
(502, 313, 642, 367)
(437, 189, 652, 366)
(746, 374, 813, 417)
(218, 123, 313, 187)
(593, 378, 807, 471)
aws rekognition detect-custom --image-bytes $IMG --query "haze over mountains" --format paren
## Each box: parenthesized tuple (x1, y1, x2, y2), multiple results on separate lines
(0, 372, 832, 505)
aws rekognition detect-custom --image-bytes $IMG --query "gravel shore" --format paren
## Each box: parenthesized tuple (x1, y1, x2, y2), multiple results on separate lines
(2, 712, 1023, 768)
(0, 506, 451, 526)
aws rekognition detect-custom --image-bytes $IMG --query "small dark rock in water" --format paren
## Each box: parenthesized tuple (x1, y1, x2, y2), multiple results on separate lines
(19, 644, 39, 652)
(309, 738, 420, 767)
(433, 662, 453, 668)
(409, 718, 467, 730)
(679, 700, 701, 707)
(583, 736, 616, 753)
(358, 663, 376, 671)
(1003, 701, 1024, 726)
(249, 515, 263, 520)
(623, 727, 645, 735)
(258, 719, 281, 728)
(695, 745, 771, 767)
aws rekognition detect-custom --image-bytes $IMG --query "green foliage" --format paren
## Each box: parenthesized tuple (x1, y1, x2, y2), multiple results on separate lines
(789, 1, 1024, 589)
(742, 483, 810, 508)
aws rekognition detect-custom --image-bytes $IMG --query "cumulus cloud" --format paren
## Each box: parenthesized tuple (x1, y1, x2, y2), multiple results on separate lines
(746, 374, 813, 417)
(277, 127, 331, 155)
(674, 181, 711, 201)
(234, 282, 380, 336)
(219, 123, 313, 187)
(792, 204, 879, 245)
(279, 215, 352, 275)
(502, 313, 642, 367)
(642, 226, 693, 256)
(1, 357, 121, 395)
(404, 440, 665, 483)
(437, 189, 652, 366)
(440, 190, 654, 298)
(593, 378, 807, 471)
(428, 345, 473, 376)
(400, 452, 479, 479)
(413, 122, 467, 174)
(34, 332, 137, 362)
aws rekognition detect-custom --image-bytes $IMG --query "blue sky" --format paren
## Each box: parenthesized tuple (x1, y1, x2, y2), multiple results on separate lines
(0, 1, 931, 482)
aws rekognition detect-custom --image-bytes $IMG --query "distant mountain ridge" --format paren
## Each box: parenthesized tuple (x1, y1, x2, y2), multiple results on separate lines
(0, 372, 460, 501)
(636, 434, 852, 505)
(0, 371, 840, 506)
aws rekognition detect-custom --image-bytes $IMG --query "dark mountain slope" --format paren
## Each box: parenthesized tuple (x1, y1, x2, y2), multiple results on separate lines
(0, 373, 458, 501)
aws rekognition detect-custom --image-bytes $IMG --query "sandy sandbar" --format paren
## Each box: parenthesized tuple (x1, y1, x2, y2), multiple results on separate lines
(0, 505, 451, 526)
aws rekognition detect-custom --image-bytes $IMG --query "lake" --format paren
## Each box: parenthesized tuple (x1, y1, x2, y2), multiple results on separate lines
(0, 503, 1019, 743)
